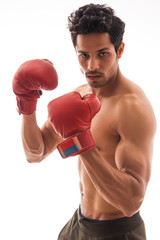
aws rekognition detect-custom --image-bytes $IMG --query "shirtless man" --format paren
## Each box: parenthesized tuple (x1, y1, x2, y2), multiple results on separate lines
(12, 4, 156, 240)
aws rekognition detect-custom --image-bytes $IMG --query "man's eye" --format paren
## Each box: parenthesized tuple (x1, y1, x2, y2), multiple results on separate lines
(80, 53, 89, 59)
(99, 52, 109, 57)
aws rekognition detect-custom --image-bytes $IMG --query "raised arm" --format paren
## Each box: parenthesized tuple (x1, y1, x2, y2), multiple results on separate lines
(80, 95, 156, 216)
(12, 59, 61, 163)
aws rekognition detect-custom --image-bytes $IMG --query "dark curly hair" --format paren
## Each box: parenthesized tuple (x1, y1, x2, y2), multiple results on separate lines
(68, 4, 125, 53)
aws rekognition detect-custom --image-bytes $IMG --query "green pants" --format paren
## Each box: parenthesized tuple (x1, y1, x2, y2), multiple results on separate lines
(58, 208, 146, 240)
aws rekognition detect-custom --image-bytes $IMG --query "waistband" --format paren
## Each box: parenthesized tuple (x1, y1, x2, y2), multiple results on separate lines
(78, 207, 144, 237)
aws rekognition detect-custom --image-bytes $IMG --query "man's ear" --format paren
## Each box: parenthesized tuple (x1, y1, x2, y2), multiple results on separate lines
(117, 42, 125, 59)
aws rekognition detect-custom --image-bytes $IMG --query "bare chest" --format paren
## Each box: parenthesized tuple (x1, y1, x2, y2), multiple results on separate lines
(90, 99, 120, 158)
(75, 86, 121, 160)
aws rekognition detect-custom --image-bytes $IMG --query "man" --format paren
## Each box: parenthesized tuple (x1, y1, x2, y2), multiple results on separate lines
(12, 4, 156, 240)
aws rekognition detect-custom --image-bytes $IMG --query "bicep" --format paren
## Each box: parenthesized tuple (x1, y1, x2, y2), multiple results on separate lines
(115, 138, 152, 185)
(115, 97, 156, 186)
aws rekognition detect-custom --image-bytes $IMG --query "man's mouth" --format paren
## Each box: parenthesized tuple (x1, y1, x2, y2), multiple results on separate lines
(86, 72, 103, 80)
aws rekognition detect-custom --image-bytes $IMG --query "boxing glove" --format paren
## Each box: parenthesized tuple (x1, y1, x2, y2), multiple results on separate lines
(12, 59, 58, 115)
(48, 92, 101, 158)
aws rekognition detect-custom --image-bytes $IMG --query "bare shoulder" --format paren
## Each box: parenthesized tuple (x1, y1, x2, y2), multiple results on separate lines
(116, 90, 157, 139)
(73, 84, 91, 96)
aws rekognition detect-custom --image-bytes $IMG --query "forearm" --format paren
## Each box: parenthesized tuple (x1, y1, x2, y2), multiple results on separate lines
(80, 148, 145, 216)
(21, 113, 45, 162)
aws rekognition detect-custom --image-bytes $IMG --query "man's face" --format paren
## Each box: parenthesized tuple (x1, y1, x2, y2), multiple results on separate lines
(76, 32, 123, 88)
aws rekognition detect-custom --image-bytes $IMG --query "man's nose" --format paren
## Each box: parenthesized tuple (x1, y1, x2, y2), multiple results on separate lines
(87, 57, 99, 71)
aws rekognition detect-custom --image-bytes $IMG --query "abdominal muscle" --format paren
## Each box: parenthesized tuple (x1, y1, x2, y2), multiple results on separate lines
(78, 157, 125, 221)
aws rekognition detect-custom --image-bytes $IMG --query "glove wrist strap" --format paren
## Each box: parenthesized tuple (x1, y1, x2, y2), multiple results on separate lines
(57, 129, 96, 158)
(16, 97, 37, 115)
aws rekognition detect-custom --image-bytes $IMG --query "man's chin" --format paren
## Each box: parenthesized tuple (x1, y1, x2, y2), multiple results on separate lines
(87, 80, 106, 89)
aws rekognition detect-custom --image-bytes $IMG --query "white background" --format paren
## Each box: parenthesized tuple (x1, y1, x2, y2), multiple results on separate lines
(0, 0, 160, 239)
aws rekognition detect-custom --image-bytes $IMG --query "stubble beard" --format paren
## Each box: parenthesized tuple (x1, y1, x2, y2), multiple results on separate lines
(86, 76, 110, 89)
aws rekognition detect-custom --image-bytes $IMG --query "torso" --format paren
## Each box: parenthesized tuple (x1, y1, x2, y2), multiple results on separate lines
(75, 77, 152, 220)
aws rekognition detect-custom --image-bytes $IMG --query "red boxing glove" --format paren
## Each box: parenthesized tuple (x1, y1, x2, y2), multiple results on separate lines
(48, 92, 101, 158)
(12, 59, 58, 115)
